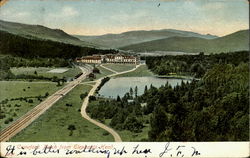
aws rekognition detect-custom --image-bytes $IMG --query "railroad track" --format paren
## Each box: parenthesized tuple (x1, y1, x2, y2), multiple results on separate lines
(0, 65, 92, 142)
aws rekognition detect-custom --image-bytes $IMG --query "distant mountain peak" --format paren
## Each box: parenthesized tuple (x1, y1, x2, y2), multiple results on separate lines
(0, 19, 98, 48)
(120, 29, 249, 54)
(74, 28, 219, 48)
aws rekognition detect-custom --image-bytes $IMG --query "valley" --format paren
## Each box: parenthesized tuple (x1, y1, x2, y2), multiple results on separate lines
(0, 15, 249, 143)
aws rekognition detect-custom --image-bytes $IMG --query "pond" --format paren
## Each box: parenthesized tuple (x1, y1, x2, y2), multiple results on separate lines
(98, 77, 190, 98)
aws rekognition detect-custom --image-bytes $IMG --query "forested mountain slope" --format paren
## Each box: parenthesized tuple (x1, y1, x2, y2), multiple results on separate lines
(120, 30, 249, 54)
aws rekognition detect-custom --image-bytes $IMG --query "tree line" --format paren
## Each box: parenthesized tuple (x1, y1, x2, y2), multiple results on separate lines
(0, 30, 118, 58)
(87, 51, 249, 141)
(145, 51, 249, 78)
(0, 30, 118, 80)
(87, 91, 144, 133)
(142, 62, 249, 141)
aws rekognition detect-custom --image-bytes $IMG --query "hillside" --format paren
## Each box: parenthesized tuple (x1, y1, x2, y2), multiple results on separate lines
(0, 30, 117, 58)
(0, 20, 98, 47)
(120, 30, 249, 54)
(74, 29, 217, 48)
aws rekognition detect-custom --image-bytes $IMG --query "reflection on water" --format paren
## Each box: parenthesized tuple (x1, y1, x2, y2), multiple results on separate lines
(98, 77, 189, 98)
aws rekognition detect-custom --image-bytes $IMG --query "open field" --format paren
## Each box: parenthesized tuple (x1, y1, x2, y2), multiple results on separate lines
(114, 65, 154, 77)
(47, 68, 68, 73)
(102, 64, 136, 72)
(0, 81, 62, 130)
(11, 67, 82, 79)
(11, 84, 114, 142)
(82, 65, 114, 82)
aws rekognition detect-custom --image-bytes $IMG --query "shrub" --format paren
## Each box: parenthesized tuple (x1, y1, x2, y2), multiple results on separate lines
(67, 124, 76, 136)
(65, 103, 72, 107)
(93, 67, 100, 73)
(89, 96, 96, 101)
(45, 92, 49, 97)
(102, 131, 110, 136)
(80, 92, 88, 100)
(0, 113, 6, 119)
(9, 117, 13, 122)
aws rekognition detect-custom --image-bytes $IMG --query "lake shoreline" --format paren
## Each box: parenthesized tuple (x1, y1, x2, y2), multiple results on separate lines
(154, 75, 194, 80)
(99, 76, 191, 98)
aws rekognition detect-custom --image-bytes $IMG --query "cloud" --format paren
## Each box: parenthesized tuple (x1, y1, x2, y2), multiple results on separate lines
(109, 11, 147, 21)
(0, 8, 30, 21)
(48, 6, 78, 19)
(202, 2, 225, 10)
(62, 6, 78, 16)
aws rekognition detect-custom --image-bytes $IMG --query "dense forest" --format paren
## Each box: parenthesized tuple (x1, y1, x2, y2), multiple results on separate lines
(143, 63, 249, 141)
(88, 51, 249, 141)
(0, 31, 118, 58)
(87, 90, 144, 133)
(146, 51, 249, 77)
(0, 30, 118, 80)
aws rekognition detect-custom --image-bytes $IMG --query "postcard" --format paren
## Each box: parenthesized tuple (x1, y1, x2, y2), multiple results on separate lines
(0, 0, 249, 157)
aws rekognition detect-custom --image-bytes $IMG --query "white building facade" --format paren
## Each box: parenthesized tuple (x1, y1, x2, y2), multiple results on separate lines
(76, 54, 140, 64)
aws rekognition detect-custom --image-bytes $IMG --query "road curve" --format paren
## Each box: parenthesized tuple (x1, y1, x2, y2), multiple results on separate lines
(0, 65, 92, 142)
(81, 64, 141, 142)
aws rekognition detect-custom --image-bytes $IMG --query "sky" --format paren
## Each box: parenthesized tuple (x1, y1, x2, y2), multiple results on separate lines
(0, 0, 249, 36)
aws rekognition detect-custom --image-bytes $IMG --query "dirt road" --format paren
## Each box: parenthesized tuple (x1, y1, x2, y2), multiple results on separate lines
(81, 64, 141, 142)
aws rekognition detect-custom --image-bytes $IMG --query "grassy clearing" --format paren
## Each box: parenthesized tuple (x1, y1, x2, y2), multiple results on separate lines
(11, 84, 114, 142)
(11, 67, 82, 79)
(95, 65, 114, 79)
(82, 65, 114, 82)
(80, 82, 96, 86)
(102, 64, 135, 72)
(0, 81, 62, 130)
(115, 65, 154, 77)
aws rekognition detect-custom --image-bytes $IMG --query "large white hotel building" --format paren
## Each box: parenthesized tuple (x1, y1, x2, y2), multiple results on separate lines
(76, 54, 140, 64)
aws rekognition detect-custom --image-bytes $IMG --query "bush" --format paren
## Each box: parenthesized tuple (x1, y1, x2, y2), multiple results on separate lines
(45, 92, 49, 97)
(89, 96, 96, 101)
(4, 117, 13, 124)
(28, 99, 33, 103)
(123, 114, 143, 133)
(65, 103, 72, 107)
(93, 67, 100, 73)
(80, 92, 88, 100)
(0, 113, 6, 119)
(67, 124, 76, 136)
(9, 117, 13, 122)
(15, 104, 21, 107)
(102, 131, 110, 136)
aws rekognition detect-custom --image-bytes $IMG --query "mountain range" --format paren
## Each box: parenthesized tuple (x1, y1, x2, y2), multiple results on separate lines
(74, 29, 218, 48)
(0, 20, 248, 54)
(120, 29, 249, 53)
(0, 20, 98, 47)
